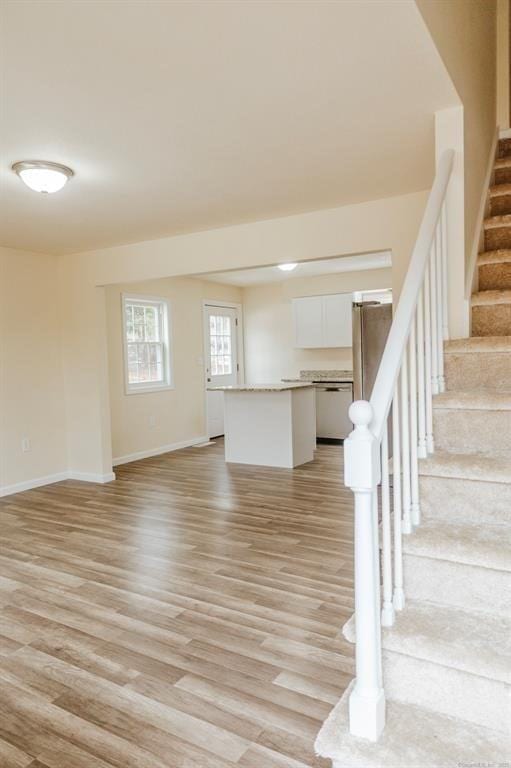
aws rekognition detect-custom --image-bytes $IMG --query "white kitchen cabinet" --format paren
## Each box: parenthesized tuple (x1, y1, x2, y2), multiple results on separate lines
(292, 293, 352, 348)
(292, 296, 324, 348)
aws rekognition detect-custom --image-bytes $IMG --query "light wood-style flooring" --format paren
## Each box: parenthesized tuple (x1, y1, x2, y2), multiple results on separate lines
(0, 440, 354, 767)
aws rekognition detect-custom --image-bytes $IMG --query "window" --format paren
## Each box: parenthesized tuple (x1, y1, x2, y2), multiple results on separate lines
(122, 295, 172, 393)
(209, 314, 233, 376)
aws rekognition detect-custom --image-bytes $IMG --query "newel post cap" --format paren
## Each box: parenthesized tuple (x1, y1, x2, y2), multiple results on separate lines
(344, 400, 380, 491)
(349, 400, 373, 427)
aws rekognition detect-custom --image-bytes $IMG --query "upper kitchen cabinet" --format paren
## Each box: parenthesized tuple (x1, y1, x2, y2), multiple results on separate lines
(292, 293, 352, 348)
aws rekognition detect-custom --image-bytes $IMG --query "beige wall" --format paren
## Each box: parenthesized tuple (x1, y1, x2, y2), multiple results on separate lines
(417, 0, 497, 270)
(0, 247, 67, 491)
(106, 276, 241, 462)
(242, 268, 392, 383)
(58, 190, 427, 479)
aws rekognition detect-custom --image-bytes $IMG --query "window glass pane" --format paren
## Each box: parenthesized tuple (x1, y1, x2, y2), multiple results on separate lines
(126, 296, 167, 388)
(208, 313, 235, 378)
(145, 306, 158, 341)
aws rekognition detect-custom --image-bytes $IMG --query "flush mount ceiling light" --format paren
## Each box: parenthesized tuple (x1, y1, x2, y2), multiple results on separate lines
(12, 160, 74, 194)
(277, 262, 298, 272)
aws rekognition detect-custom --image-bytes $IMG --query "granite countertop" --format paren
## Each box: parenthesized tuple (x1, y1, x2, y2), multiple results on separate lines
(207, 382, 314, 392)
(282, 369, 354, 383)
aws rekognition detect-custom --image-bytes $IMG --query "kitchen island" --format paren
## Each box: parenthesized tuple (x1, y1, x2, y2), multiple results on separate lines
(207, 383, 315, 468)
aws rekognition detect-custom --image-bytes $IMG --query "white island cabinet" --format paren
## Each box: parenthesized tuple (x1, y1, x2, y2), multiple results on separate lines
(207, 383, 316, 468)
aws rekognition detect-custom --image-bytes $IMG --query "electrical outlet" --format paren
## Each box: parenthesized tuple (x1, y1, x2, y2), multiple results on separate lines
(148, 414, 156, 429)
(21, 437, 30, 453)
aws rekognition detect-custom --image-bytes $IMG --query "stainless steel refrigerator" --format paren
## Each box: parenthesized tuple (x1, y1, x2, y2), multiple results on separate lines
(352, 301, 393, 401)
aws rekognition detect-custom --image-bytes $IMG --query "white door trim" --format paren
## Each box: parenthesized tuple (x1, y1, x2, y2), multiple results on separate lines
(202, 300, 245, 383)
(202, 301, 245, 439)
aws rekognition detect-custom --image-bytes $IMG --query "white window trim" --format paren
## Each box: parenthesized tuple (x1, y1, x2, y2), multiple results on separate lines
(121, 293, 174, 395)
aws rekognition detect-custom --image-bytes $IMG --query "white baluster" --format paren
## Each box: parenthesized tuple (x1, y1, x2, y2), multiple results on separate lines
(430, 240, 439, 395)
(416, 289, 427, 459)
(392, 385, 405, 611)
(344, 400, 385, 742)
(380, 421, 394, 627)
(424, 256, 435, 453)
(436, 225, 446, 392)
(409, 321, 420, 527)
(441, 204, 449, 341)
(400, 352, 412, 534)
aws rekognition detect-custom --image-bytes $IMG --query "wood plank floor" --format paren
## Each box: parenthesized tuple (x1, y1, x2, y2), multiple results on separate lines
(0, 440, 354, 767)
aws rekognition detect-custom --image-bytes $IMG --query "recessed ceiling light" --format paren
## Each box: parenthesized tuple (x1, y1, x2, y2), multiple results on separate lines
(12, 160, 74, 194)
(277, 263, 298, 272)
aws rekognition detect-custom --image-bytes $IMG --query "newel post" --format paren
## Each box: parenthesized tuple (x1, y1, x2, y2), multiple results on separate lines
(344, 400, 386, 742)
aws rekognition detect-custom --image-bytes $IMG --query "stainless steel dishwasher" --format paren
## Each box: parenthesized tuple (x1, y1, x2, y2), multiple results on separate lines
(315, 382, 353, 441)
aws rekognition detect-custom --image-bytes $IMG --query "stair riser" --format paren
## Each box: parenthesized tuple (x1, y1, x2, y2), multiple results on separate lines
(498, 138, 511, 158)
(484, 225, 511, 251)
(384, 651, 509, 734)
(419, 475, 510, 524)
(490, 194, 511, 216)
(494, 166, 511, 184)
(472, 303, 511, 336)
(433, 407, 511, 455)
(478, 261, 511, 290)
(445, 351, 511, 390)
(403, 554, 510, 617)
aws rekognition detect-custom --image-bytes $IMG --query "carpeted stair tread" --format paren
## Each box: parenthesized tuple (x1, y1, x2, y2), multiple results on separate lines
(402, 520, 511, 572)
(344, 603, 510, 684)
(483, 213, 511, 229)
(382, 602, 510, 684)
(419, 450, 511, 484)
(433, 389, 511, 410)
(445, 335, 511, 352)
(489, 182, 511, 196)
(494, 154, 511, 169)
(477, 249, 511, 265)
(471, 288, 511, 305)
(314, 680, 509, 768)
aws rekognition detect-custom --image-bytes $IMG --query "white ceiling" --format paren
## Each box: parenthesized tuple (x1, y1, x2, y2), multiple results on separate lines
(201, 251, 392, 286)
(0, 1, 456, 255)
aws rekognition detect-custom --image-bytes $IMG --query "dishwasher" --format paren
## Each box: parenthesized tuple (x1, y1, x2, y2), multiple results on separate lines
(315, 382, 353, 442)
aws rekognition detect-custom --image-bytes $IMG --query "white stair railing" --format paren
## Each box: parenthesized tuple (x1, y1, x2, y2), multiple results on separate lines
(344, 149, 454, 742)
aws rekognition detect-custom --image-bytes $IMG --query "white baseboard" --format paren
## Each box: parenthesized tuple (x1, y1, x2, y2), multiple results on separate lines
(0, 469, 116, 498)
(112, 436, 209, 466)
(67, 471, 116, 484)
(0, 472, 70, 498)
(0, 437, 207, 498)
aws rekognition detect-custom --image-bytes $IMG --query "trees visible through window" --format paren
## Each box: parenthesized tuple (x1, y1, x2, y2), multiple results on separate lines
(209, 314, 233, 376)
(122, 296, 172, 392)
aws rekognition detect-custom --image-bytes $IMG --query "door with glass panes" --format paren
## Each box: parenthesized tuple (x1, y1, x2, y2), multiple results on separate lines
(205, 305, 239, 438)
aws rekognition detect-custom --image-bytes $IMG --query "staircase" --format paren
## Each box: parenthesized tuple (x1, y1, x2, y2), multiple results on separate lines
(315, 142, 511, 767)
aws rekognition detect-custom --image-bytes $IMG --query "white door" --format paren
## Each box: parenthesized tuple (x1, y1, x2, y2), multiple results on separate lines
(204, 305, 239, 438)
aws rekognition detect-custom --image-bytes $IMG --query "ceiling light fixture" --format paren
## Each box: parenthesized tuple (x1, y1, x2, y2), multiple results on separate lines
(12, 160, 74, 194)
(277, 263, 297, 272)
